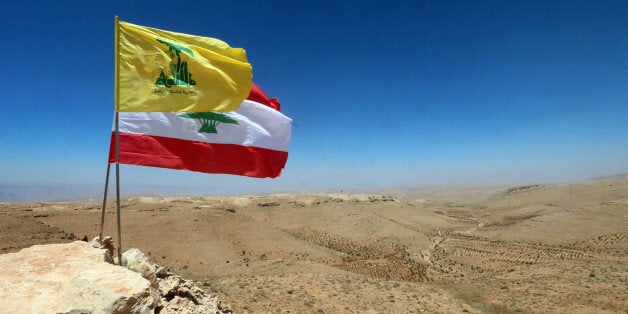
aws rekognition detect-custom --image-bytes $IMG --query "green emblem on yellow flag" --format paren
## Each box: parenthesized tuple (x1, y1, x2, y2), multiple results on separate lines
(155, 39, 196, 88)
(116, 20, 252, 113)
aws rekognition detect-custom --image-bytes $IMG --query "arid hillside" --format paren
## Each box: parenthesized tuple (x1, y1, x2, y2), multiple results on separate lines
(1, 175, 626, 313)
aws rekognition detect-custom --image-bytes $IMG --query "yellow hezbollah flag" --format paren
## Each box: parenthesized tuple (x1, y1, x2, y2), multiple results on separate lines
(116, 19, 252, 112)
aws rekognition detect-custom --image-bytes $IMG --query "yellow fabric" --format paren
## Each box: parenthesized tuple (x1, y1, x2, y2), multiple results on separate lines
(117, 20, 252, 112)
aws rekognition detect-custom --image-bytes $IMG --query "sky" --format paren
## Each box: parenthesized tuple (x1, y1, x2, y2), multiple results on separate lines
(0, 1, 627, 198)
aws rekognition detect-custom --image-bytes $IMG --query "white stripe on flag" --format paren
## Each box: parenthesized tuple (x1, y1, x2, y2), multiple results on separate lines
(116, 100, 292, 152)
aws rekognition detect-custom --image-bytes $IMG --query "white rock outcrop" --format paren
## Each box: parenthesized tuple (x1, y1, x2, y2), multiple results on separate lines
(0, 241, 156, 313)
(0, 241, 229, 314)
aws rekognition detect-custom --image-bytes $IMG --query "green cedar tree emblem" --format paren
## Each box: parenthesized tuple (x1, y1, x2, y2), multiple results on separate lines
(155, 39, 196, 88)
(179, 112, 238, 134)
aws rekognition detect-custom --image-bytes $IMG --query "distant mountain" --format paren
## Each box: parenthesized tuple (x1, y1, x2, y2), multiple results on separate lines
(588, 172, 628, 181)
(0, 181, 277, 203)
(0, 183, 103, 202)
(2, 172, 627, 203)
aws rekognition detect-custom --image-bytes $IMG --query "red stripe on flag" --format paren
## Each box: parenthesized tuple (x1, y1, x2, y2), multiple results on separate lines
(248, 83, 281, 111)
(108, 133, 288, 178)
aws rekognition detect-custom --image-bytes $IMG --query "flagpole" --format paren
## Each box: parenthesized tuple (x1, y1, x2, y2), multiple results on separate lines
(98, 163, 111, 244)
(114, 15, 123, 266)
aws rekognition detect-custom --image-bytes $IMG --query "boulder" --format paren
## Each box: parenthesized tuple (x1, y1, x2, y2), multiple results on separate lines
(0, 241, 156, 313)
(122, 248, 158, 286)
(0, 241, 231, 313)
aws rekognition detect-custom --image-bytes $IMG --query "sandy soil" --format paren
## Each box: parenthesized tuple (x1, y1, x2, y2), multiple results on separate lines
(1, 176, 626, 313)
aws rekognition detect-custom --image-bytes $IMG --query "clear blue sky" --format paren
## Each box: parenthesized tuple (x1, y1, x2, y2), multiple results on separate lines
(0, 1, 626, 196)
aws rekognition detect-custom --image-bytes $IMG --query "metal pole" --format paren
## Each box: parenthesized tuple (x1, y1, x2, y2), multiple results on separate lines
(114, 16, 123, 265)
(98, 163, 111, 244)
(115, 113, 122, 265)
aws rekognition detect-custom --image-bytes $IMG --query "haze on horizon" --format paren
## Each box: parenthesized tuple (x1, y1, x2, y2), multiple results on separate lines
(0, 1, 626, 200)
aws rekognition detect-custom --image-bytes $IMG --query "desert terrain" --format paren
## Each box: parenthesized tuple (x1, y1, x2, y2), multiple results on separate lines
(1, 174, 626, 313)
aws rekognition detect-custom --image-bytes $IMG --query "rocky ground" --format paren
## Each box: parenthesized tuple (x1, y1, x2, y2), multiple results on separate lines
(1, 175, 626, 312)
(0, 241, 230, 313)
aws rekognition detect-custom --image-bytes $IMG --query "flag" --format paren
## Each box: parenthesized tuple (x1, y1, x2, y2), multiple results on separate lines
(108, 84, 291, 178)
(117, 20, 252, 112)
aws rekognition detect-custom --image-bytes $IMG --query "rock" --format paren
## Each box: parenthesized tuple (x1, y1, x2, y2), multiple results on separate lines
(88, 236, 114, 264)
(164, 295, 215, 312)
(232, 197, 252, 206)
(258, 202, 280, 207)
(159, 274, 183, 297)
(0, 241, 157, 313)
(155, 271, 224, 313)
(119, 247, 228, 313)
(122, 248, 157, 281)
(0, 241, 228, 314)
(88, 236, 101, 248)
(155, 266, 170, 278)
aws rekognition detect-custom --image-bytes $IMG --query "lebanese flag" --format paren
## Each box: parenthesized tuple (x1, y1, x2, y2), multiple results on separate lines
(108, 84, 291, 178)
